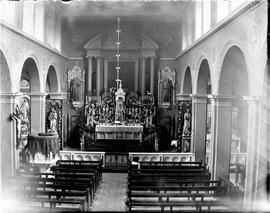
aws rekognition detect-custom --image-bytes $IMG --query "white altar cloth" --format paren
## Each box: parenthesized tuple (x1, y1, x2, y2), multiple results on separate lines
(95, 125, 143, 142)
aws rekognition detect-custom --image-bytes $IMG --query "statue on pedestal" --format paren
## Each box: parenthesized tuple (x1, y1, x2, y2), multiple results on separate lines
(182, 109, 191, 136)
(115, 82, 126, 124)
(48, 108, 58, 133)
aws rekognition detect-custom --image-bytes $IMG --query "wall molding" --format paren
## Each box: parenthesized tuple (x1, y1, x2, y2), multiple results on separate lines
(0, 21, 69, 60)
(175, 0, 263, 60)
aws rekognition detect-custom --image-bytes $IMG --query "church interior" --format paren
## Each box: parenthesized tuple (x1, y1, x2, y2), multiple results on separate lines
(0, 0, 269, 212)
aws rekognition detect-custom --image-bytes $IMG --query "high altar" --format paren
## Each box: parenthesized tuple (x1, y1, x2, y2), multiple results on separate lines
(81, 18, 156, 151)
(84, 86, 156, 150)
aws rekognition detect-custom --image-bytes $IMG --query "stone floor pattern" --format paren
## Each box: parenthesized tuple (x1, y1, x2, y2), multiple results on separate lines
(91, 173, 128, 212)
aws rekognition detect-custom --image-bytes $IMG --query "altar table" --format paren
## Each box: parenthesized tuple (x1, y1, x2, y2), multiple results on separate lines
(95, 125, 143, 142)
(26, 134, 59, 159)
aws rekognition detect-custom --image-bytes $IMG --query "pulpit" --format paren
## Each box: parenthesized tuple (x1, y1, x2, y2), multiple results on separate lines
(26, 134, 59, 161)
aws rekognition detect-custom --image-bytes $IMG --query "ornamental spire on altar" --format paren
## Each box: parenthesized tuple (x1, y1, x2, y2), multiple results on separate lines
(114, 17, 125, 124)
(115, 17, 121, 90)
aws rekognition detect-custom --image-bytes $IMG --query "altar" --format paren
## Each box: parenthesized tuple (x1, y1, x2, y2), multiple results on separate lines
(95, 125, 143, 142)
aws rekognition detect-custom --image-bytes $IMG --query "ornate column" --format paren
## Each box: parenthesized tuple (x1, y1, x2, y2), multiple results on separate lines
(88, 56, 93, 94)
(191, 95, 208, 163)
(208, 96, 232, 180)
(29, 92, 47, 135)
(150, 57, 155, 95)
(141, 57, 146, 96)
(96, 57, 101, 98)
(104, 59, 108, 91)
(135, 59, 139, 91)
(0, 93, 21, 192)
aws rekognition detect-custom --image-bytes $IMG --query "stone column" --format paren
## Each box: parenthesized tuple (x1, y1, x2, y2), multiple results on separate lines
(150, 57, 155, 95)
(208, 96, 232, 180)
(135, 59, 139, 92)
(104, 59, 108, 91)
(88, 56, 93, 94)
(243, 97, 267, 210)
(0, 93, 20, 193)
(141, 57, 146, 96)
(191, 95, 208, 163)
(96, 57, 101, 98)
(29, 93, 47, 135)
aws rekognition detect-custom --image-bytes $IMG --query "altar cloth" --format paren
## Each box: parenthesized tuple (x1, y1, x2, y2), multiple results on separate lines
(95, 125, 143, 141)
(95, 125, 143, 133)
(26, 134, 59, 159)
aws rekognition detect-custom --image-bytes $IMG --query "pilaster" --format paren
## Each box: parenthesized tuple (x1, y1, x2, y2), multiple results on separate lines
(208, 95, 233, 180)
(141, 57, 146, 96)
(191, 94, 208, 163)
(29, 92, 47, 135)
(104, 59, 108, 91)
(135, 59, 139, 92)
(96, 57, 101, 98)
(150, 57, 155, 95)
(243, 96, 267, 210)
(0, 93, 21, 193)
(88, 56, 93, 93)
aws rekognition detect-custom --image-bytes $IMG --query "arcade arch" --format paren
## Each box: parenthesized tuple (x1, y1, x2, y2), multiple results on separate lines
(192, 58, 212, 163)
(20, 58, 40, 93)
(0, 49, 15, 193)
(0, 50, 11, 93)
(197, 59, 211, 94)
(46, 65, 58, 93)
(182, 67, 192, 94)
(20, 57, 45, 135)
(211, 45, 249, 182)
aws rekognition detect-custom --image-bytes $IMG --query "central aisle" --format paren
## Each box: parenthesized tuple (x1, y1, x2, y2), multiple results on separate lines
(91, 173, 128, 212)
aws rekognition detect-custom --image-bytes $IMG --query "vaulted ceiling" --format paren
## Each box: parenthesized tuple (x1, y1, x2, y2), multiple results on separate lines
(58, 1, 193, 58)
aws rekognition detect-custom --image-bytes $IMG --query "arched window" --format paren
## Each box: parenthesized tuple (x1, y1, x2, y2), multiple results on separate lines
(203, 0, 211, 34)
(22, 1, 35, 35)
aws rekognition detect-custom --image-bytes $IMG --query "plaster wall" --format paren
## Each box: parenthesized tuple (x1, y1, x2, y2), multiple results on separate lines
(175, 2, 267, 97)
(0, 23, 68, 94)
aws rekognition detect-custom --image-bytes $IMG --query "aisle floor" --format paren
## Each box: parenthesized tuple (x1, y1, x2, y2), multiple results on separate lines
(91, 173, 128, 212)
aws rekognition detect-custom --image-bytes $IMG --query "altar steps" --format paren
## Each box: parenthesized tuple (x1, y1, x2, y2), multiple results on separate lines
(88, 140, 143, 152)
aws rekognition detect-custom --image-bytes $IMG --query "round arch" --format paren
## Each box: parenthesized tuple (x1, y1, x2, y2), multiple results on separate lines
(182, 66, 192, 94)
(20, 58, 40, 93)
(0, 49, 11, 93)
(215, 45, 249, 184)
(197, 59, 212, 94)
(46, 65, 59, 93)
(218, 46, 249, 96)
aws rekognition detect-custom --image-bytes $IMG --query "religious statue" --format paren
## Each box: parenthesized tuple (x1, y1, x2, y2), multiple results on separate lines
(182, 109, 191, 136)
(10, 104, 23, 140)
(48, 108, 58, 133)
(70, 78, 80, 101)
(114, 82, 126, 124)
(115, 97, 124, 123)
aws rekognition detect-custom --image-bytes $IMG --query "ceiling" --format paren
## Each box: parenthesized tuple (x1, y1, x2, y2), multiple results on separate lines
(59, 1, 189, 23)
(58, 1, 194, 58)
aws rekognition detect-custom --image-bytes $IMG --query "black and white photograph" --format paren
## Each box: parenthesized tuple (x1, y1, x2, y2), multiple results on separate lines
(0, 0, 269, 212)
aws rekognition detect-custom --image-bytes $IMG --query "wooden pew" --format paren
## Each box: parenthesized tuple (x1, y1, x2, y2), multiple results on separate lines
(50, 166, 100, 188)
(55, 160, 103, 180)
(17, 189, 88, 211)
(17, 171, 98, 192)
(126, 161, 229, 212)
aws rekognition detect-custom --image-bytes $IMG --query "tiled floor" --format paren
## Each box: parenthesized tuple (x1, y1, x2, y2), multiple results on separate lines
(92, 173, 128, 212)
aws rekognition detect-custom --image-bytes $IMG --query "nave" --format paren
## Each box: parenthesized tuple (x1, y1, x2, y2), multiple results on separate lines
(9, 159, 242, 212)
(0, 0, 269, 212)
